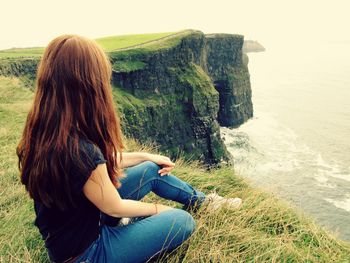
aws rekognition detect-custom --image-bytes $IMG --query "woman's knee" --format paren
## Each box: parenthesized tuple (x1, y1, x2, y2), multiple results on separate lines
(164, 209, 196, 239)
(139, 160, 161, 179)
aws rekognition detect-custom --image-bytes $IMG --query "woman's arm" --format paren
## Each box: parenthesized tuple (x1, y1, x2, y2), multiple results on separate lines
(83, 163, 173, 217)
(116, 152, 152, 168)
(117, 152, 175, 176)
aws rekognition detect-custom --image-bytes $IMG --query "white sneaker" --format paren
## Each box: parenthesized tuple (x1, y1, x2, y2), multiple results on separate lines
(202, 192, 242, 212)
(117, 217, 132, 226)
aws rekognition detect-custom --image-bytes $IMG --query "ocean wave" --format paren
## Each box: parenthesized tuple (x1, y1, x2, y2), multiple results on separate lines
(324, 196, 350, 212)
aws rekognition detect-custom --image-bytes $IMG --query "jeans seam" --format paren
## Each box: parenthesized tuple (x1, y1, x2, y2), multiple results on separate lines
(147, 212, 193, 262)
(124, 175, 196, 202)
(124, 166, 149, 199)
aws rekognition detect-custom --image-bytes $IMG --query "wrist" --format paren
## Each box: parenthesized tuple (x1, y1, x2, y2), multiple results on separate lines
(144, 152, 153, 162)
(154, 203, 158, 215)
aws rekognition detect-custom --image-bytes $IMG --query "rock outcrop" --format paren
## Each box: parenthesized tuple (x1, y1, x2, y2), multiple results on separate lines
(243, 40, 266, 53)
(203, 34, 253, 127)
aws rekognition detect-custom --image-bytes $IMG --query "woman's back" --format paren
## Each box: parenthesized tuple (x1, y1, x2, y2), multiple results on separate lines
(33, 138, 106, 262)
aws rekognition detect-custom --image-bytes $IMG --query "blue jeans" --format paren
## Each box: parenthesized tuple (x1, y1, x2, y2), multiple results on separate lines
(73, 161, 206, 263)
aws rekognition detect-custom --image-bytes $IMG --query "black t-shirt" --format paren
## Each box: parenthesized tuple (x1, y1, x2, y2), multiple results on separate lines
(33, 138, 107, 262)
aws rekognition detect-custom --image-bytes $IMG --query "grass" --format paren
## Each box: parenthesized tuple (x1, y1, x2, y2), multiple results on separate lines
(177, 62, 219, 97)
(1, 76, 350, 262)
(95, 31, 177, 51)
(112, 60, 147, 72)
(0, 47, 44, 59)
(111, 85, 165, 108)
(0, 30, 191, 59)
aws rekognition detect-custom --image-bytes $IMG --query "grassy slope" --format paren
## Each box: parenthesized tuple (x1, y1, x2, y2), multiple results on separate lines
(0, 47, 44, 59)
(95, 31, 178, 51)
(0, 77, 350, 262)
(0, 30, 186, 59)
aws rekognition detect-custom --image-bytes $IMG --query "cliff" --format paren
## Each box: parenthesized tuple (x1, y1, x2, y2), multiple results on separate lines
(0, 29, 254, 165)
(109, 30, 253, 164)
(0, 57, 39, 87)
(203, 34, 253, 126)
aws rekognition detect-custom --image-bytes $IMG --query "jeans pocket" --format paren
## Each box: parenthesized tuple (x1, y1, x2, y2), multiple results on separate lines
(75, 238, 99, 263)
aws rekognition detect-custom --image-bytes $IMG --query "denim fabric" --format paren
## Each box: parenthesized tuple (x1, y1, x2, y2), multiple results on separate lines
(73, 161, 206, 263)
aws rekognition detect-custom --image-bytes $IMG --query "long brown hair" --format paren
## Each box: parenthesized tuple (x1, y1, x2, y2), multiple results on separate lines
(16, 34, 125, 210)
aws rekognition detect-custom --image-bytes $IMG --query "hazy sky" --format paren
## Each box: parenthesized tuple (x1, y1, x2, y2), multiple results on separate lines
(1, 0, 349, 50)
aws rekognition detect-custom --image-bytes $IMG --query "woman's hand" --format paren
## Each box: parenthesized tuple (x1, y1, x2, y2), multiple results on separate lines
(148, 154, 175, 176)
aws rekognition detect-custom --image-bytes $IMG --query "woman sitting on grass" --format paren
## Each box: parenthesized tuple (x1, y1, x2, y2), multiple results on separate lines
(16, 34, 242, 263)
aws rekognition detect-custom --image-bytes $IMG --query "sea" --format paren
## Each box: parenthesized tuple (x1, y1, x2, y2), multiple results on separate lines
(220, 39, 350, 241)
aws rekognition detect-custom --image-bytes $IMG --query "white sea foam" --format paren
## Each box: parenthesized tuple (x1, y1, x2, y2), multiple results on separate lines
(324, 197, 350, 212)
(315, 153, 350, 182)
(221, 113, 350, 187)
(221, 113, 316, 173)
(314, 175, 337, 188)
(314, 174, 328, 183)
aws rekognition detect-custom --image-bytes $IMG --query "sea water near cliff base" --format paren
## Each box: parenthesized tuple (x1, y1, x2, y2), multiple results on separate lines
(221, 40, 350, 241)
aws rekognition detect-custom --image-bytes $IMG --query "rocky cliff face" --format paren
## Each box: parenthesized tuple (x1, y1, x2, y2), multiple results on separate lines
(0, 30, 253, 165)
(110, 30, 253, 164)
(203, 34, 253, 127)
(0, 58, 39, 87)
